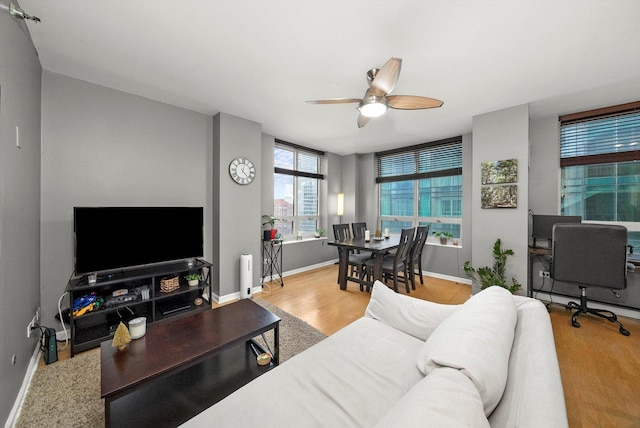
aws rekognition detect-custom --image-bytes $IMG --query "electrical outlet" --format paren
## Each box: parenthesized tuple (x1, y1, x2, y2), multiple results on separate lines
(539, 270, 550, 278)
(26, 310, 38, 338)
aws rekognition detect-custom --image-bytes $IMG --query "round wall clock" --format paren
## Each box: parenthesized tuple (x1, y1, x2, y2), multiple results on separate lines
(229, 157, 256, 185)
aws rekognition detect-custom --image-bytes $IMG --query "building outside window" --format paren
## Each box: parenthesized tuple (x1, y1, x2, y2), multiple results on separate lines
(560, 101, 640, 248)
(376, 137, 463, 241)
(273, 140, 324, 237)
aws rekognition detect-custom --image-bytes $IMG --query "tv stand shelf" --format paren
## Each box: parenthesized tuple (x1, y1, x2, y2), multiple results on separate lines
(66, 259, 212, 357)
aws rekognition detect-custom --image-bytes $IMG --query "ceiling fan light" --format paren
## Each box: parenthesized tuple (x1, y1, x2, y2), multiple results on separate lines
(359, 96, 388, 118)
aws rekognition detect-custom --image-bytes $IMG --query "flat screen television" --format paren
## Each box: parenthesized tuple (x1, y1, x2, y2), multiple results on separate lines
(74, 207, 203, 275)
(531, 214, 581, 247)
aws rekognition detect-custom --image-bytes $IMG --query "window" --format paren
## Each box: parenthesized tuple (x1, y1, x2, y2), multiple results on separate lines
(560, 101, 640, 248)
(376, 137, 463, 240)
(273, 140, 324, 237)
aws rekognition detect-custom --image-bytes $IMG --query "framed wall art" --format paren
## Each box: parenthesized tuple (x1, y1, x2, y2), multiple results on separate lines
(481, 159, 518, 184)
(481, 184, 517, 209)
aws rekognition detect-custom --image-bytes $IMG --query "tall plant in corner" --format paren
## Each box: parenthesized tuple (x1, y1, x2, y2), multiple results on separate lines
(463, 239, 521, 294)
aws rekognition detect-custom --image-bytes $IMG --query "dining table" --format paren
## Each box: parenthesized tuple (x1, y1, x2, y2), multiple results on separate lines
(328, 236, 400, 290)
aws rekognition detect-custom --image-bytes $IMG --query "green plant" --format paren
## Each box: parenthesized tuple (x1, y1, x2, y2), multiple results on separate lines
(433, 231, 453, 239)
(315, 228, 324, 236)
(463, 239, 521, 294)
(261, 215, 277, 228)
(185, 273, 201, 281)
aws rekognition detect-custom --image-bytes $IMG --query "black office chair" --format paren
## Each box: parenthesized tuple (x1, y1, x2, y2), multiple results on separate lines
(551, 223, 630, 336)
(366, 227, 415, 293)
(408, 225, 430, 289)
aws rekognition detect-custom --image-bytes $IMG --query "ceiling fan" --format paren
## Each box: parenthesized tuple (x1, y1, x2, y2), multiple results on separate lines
(306, 57, 443, 128)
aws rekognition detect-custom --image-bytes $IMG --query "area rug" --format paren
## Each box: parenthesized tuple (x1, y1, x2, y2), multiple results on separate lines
(15, 299, 326, 427)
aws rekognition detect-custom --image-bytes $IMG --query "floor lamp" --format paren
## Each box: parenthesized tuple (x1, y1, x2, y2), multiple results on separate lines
(337, 193, 344, 224)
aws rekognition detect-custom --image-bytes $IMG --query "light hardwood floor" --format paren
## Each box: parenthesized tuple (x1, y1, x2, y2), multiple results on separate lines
(259, 264, 640, 428)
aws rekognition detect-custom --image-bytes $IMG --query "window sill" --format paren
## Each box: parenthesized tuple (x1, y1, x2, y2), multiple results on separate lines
(281, 237, 328, 245)
(427, 241, 462, 249)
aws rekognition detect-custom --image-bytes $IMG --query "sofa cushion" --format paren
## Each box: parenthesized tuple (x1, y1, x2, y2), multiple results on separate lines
(374, 367, 489, 428)
(416, 286, 517, 416)
(365, 280, 460, 341)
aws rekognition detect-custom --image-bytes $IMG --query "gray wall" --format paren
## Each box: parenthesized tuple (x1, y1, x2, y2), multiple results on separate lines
(40, 72, 212, 329)
(0, 8, 42, 424)
(211, 113, 262, 299)
(470, 104, 530, 294)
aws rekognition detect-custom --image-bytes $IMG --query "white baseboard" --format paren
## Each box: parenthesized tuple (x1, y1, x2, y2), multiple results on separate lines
(215, 259, 339, 302)
(5, 344, 41, 428)
(423, 270, 471, 285)
(533, 292, 640, 320)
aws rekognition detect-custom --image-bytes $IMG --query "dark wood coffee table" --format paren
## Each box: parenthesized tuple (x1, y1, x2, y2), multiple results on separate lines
(100, 299, 280, 427)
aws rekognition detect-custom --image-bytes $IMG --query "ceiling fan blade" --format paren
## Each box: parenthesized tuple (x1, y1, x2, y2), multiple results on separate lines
(305, 98, 361, 105)
(357, 113, 371, 128)
(369, 57, 402, 96)
(386, 95, 443, 110)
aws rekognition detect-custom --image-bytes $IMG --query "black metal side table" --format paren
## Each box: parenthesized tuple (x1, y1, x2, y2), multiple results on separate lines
(262, 239, 284, 287)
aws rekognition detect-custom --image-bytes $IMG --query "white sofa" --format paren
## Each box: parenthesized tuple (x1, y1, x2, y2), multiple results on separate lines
(182, 283, 568, 427)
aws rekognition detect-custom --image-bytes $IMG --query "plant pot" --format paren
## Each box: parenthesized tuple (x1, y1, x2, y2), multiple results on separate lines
(188, 279, 199, 286)
(439, 238, 448, 245)
(263, 230, 271, 241)
(270, 229, 278, 239)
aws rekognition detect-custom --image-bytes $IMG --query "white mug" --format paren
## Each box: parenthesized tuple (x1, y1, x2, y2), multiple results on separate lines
(364, 230, 370, 241)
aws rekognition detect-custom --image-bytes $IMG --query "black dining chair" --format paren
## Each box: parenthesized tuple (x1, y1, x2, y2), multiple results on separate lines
(408, 225, 430, 289)
(352, 222, 367, 239)
(366, 227, 415, 293)
(333, 224, 370, 289)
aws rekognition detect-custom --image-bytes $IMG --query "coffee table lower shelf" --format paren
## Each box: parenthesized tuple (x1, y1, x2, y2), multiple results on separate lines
(108, 340, 274, 428)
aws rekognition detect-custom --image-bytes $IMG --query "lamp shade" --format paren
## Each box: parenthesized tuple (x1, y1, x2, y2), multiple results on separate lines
(337, 193, 344, 216)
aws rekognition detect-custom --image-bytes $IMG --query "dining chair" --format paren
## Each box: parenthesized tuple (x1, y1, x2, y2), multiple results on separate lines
(333, 224, 370, 289)
(366, 227, 415, 293)
(352, 222, 367, 239)
(408, 225, 430, 289)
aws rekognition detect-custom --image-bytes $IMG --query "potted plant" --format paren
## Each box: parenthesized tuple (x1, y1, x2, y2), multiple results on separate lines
(315, 228, 324, 238)
(433, 231, 453, 245)
(262, 215, 278, 241)
(185, 273, 201, 286)
(463, 238, 521, 294)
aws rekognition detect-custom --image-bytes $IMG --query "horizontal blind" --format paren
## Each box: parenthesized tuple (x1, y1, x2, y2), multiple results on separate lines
(375, 136, 462, 183)
(275, 139, 325, 179)
(560, 102, 640, 167)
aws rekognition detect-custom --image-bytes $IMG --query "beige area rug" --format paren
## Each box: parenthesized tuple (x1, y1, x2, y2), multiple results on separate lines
(16, 298, 326, 428)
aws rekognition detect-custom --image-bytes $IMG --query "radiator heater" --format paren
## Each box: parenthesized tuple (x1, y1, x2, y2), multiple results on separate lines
(240, 253, 253, 299)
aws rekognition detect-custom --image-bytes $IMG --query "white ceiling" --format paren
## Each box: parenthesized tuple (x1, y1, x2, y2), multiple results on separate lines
(19, 0, 640, 155)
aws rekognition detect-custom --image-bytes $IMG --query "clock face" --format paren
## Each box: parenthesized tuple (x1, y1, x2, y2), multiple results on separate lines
(229, 157, 256, 185)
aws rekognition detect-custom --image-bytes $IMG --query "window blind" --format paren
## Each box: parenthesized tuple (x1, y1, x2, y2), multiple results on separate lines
(375, 136, 462, 183)
(274, 139, 325, 180)
(560, 101, 640, 167)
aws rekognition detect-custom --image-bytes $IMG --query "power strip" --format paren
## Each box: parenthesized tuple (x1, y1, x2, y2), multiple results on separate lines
(56, 329, 70, 342)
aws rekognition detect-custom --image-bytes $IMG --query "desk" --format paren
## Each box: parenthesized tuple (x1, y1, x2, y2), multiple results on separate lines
(328, 236, 399, 290)
(527, 246, 640, 311)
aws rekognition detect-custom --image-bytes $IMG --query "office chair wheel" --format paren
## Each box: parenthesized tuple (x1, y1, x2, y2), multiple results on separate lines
(571, 320, 581, 328)
(620, 327, 630, 336)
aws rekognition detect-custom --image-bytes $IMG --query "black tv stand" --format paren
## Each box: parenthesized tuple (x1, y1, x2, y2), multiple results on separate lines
(66, 259, 213, 357)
